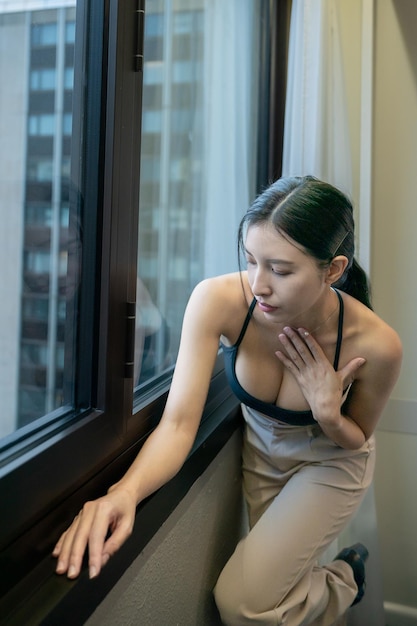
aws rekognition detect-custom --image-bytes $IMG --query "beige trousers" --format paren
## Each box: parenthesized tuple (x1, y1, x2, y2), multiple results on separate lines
(214, 405, 375, 626)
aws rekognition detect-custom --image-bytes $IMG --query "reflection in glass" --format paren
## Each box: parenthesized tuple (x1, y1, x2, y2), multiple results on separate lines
(135, 2, 205, 389)
(134, 0, 260, 391)
(0, 3, 78, 437)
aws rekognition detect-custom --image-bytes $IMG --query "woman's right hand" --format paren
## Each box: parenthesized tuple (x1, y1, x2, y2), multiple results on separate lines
(53, 486, 137, 579)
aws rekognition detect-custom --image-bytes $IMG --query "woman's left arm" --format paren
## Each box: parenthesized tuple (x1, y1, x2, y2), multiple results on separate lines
(275, 325, 402, 449)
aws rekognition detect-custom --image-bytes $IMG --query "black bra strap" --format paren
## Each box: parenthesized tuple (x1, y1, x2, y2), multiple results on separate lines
(235, 293, 344, 369)
(234, 297, 257, 347)
(332, 289, 344, 370)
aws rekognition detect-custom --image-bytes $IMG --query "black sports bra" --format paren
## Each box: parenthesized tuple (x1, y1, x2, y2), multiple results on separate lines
(221, 289, 344, 426)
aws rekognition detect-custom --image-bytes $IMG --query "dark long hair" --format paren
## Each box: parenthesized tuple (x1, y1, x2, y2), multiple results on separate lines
(238, 175, 372, 309)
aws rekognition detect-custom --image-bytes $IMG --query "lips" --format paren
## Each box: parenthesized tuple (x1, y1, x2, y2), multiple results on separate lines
(257, 300, 278, 313)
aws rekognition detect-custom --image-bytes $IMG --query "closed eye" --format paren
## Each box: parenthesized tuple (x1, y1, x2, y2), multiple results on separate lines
(271, 267, 291, 276)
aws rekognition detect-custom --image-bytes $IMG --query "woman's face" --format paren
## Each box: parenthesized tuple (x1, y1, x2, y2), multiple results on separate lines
(244, 222, 329, 326)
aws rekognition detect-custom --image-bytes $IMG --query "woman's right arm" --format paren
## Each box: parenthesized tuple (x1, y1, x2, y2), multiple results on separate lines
(53, 278, 226, 579)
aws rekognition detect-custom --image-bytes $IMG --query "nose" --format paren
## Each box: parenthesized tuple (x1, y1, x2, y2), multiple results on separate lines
(251, 267, 272, 297)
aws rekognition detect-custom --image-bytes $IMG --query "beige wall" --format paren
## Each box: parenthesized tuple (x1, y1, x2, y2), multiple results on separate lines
(372, 1, 417, 624)
(338, 0, 363, 209)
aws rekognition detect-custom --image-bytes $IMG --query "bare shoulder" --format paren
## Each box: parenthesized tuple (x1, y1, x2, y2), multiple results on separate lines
(165, 273, 251, 428)
(185, 272, 252, 338)
(344, 293, 402, 379)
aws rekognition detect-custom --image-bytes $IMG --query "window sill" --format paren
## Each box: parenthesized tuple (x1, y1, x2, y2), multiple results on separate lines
(0, 391, 241, 626)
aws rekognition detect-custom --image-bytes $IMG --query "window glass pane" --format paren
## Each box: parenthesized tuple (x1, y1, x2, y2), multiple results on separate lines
(134, 0, 260, 391)
(0, 3, 79, 438)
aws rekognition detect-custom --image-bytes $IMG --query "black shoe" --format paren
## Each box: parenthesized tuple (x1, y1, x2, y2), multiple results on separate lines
(334, 542, 369, 606)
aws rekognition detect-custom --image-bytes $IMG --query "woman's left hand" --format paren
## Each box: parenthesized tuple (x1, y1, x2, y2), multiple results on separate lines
(275, 326, 366, 427)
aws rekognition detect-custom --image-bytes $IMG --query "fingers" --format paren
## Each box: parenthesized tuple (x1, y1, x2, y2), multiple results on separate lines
(274, 349, 293, 370)
(54, 500, 112, 579)
(101, 516, 134, 561)
(295, 327, 326, 360)
(53, 491, 136, 580)
(339, 357, 366, 388)
(52, 528, 67, 558)
(277, 327, 316, 368)
(54, 503, 96, 579)
(86, 503, 114, 579)
(87, 502, 133, 579)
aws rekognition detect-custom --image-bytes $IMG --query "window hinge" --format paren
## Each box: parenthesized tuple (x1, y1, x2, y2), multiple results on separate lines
(134, 0, 145, 72)
(125, 301, 136, 378)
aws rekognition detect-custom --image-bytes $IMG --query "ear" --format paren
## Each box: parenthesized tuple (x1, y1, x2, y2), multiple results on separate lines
(325, 255, 349, 285)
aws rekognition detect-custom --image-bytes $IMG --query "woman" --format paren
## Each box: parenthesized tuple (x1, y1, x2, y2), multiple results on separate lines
(53, 176, 402, 625)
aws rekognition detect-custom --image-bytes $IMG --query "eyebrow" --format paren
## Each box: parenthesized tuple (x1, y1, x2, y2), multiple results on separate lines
(244, 247, 296, 266)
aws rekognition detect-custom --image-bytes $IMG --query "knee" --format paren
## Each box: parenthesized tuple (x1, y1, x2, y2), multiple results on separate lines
(213, 583, 241, 626)
(214, 568, 253, 626)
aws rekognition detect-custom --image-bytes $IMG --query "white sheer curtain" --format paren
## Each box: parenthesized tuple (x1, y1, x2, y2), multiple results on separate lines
(282, 0, 352, 195)
(202, 0, 259, 277)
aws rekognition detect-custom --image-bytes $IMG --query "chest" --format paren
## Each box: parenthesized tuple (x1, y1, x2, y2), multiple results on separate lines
(233, 322, 338, 410)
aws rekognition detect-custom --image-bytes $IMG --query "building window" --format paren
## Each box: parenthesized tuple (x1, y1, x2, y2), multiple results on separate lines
(32, 22, 57, 47)
(30, 68, 56, 90)
(28, 113, 56, 136)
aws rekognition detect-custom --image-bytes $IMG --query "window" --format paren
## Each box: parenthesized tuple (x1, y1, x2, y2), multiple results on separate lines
(32, 21, 57, 47)
(0, 1, 283, 621)
(27, 156, 54, 180)
(30, 68, 56, 90)
(29, 113, 56, 136)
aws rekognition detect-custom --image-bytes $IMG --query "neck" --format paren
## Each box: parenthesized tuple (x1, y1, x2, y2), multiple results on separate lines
(307, 287, 339, 336)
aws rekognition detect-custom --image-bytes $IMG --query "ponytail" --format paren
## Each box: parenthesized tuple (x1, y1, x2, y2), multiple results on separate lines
(238, 176, 373, 310)
(335, 258, 372, 310)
